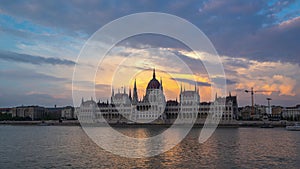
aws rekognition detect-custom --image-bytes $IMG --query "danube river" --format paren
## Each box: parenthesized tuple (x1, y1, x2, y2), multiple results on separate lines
(0, 125, 299, 168)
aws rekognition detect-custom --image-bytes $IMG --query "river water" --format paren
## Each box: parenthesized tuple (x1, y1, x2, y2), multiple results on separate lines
(0, 125, 299, 168)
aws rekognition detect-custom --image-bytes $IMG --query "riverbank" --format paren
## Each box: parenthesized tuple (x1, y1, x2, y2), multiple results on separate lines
(0, 120, 296, 128)
(0, 120, 80, 126)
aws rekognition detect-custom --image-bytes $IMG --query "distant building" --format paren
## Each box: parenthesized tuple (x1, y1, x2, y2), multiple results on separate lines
(256, 105, 267, 117)
(61, 106, 75, 120)
(0, 108, 12, 120)
(45, 107, 63, 120)
(11, 106, 45, 120)
(239, 106, 252, 120)
(164, 100, 179, 120)
(9, 105, 75, 121)
(226, 92, 238, 119)
(78, 69, 236, 124)
(78, 98, 98, 123)
(179, 85, 199, 121)
(282, 105, 300, 121)
(268, 106, 282, 121)
(199, 102, 210, 119)
(213, 96, 234, 121)
(0, 108, 12, 114)
(74, 107, 80, 119)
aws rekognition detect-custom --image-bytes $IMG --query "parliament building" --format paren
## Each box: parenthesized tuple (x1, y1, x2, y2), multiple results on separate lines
(78, 69, 238, 124)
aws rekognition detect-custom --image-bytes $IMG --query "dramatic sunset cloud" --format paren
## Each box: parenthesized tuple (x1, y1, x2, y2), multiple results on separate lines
(0, 0, 299, 107)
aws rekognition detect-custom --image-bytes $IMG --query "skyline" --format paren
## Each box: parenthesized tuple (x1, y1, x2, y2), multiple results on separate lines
(1, 1, 300, 107)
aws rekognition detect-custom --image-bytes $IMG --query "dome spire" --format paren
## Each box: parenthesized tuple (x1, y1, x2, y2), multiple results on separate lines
(133, 79, 138, 104)
(129, 88, 132, 100)
(160, 77, 163, 91)
(180, 83, 182, 93)
(153, 68, 156, 79)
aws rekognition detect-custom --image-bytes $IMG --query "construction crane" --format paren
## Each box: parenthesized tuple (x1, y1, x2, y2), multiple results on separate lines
(244, 87, 278, 116)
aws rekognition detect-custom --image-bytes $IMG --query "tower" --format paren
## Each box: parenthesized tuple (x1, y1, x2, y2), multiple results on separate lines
(111, 87, 114, 103)
(129, 88, 132, 101)
(132, 79, 138, 104)
(160, 77, 163, 91)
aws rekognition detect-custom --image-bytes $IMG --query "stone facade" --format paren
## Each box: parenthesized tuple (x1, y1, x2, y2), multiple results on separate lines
(78, 69, 237, 124)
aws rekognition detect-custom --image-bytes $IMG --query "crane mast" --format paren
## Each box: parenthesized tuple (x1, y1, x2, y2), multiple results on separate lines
(245, 88, 277, 118)
(245, 88, 255, 116)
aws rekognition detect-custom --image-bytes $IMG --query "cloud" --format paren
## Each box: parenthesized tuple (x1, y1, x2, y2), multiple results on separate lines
(170, 77, 211, 87)
(0, 92, 72, 107)
(116, 34, 191, 51)
(1, 1, 299, 64)
(272, 75, 296, 96)
(231, 57, 300, 106)
(194, 0, 300, 64)
(222, 57, 253, 69)
(0, 0, 300, 107)
(230, 16, 300, 63)
(212, 77, 237, 85)
(0, 69, 67, 81)
(0, 51, 76, 65)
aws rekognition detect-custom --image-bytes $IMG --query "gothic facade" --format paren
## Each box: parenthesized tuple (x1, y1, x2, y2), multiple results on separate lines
(78, 69, 238, 124)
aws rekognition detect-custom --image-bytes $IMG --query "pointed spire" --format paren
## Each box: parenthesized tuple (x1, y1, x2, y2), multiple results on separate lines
(180, 83, 182, 93)
(112, 87, 114, 96)
(160, 77, 163, 91)
(215, 92, 218, 100)
(153, 68, 156, 79)
(133, 79, 138, 104)
(123, 85, 126, 94)
(111, 95, 113, 104)
(129, 88, 132, 100)
(82, 97, 84, 103)
(194, 83, 197, 92)
(229, 91, 232, 97)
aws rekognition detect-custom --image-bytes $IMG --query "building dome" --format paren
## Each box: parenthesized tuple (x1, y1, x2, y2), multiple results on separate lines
(146, 69, 161, 89)
(147, 78, 160, 89)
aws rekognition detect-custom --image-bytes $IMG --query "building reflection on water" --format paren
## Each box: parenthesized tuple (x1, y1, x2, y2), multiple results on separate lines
(0, 126, 299, 168)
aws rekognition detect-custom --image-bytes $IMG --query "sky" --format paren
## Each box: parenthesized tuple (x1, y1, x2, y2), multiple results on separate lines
(0, 0, 300, 107)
